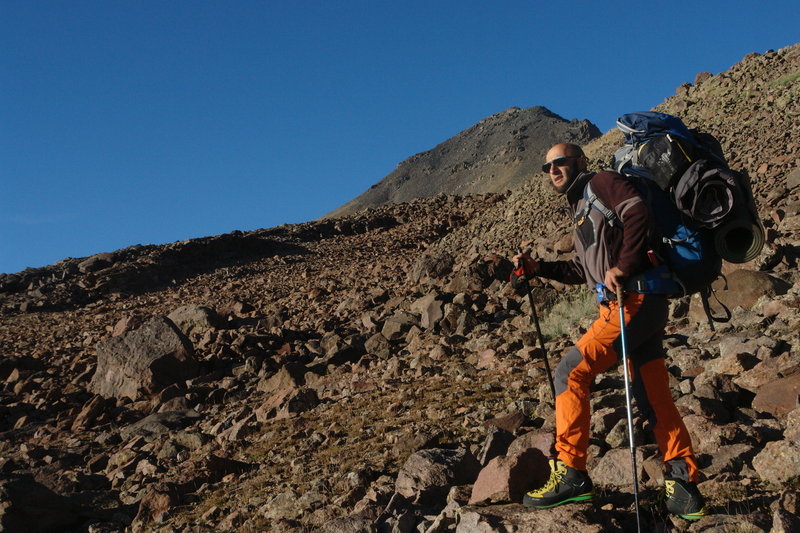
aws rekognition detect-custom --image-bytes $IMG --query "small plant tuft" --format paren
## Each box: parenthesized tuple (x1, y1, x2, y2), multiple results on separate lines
(540, 287, 597, 340)
(769, 69, 800, 87)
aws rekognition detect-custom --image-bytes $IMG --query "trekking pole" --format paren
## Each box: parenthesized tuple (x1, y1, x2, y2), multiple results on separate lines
(515, 251, 556, 402)
(616, 287, 642, 533)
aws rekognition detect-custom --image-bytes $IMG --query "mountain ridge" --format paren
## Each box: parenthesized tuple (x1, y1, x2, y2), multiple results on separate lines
(325, 105, 601, 218)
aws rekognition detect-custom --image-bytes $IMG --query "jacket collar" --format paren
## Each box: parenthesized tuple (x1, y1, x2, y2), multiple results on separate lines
(566, 171, 594, 207)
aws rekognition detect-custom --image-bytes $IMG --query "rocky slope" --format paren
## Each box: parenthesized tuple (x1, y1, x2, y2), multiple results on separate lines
(0, 44, 799, 533)
(326, 106, 600, 218)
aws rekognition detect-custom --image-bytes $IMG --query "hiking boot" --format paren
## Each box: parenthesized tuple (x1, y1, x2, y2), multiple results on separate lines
(523, 459, 594, 509)
(664, 478, 706, 520)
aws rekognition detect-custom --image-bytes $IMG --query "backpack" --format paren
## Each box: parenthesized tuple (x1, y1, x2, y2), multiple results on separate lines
(585, 112, 760, 328)
(612, 112, 764, 263)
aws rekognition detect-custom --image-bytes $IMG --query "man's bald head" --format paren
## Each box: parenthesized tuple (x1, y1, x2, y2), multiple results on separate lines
(543, 143, 588, 194)
(545, 143, 585, 162)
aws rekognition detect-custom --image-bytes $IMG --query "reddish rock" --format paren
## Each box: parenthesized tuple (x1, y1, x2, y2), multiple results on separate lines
(482, 411, 526, 433)
(507, 431, 555, 458)
(133, 482, 180, 525)
(469, 447, 548, 504)
(89, 316, 200, 400)
(752, 373, 800, 417)
(257, 363, 305, 394)
(71, 394, 112, 432)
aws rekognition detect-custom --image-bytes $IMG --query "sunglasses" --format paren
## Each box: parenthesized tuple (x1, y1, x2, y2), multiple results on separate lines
(542, 155, 577, 173)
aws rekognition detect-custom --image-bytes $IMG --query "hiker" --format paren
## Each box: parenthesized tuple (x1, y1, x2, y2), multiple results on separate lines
(512, 143, 706, 520)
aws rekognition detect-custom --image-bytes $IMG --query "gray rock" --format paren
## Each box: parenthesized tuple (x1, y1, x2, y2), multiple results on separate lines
(786, 167, 800, 191)
(166, 304, 223, 335)
(89, 316, 200, 400)
(412, 292, 444, 330)
(785, 407, 800, 443)
(395, 448, 480, 506)
(119, 409, 201, 442)
(476, 427, 515, 466)
(752, 440, 800, 484)
(590, 447, 646, 488)
(78, 253, 115, 273)
(704, 443, 757, 476)
(409, 251, 454, 284)
(382, 313, 417, 341)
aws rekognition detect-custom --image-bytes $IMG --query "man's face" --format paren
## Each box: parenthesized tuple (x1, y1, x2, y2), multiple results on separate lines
(543, 147, 582, 194)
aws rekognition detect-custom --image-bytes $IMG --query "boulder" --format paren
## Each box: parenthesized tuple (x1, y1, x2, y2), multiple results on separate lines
(89, 316, 200, 400)
(119, 409, 202, 442)
(256, 388, 319, 421)
(786, 407, 800, 443)
(409, 251, 454, 284)
(78, 252, 115, 273)
(507, 431, 555, 458)
(733, 351, 797, 392)
(364, 333, 391, 359)
(257, 363, 306, 394)
(752, 440, 800, 484)
(468, 447, 548, 504)
(412, 292, 445, 330)
(167, 305, 223, 335)
(688, 269, 791, 324)
(476, 427, 515, 466)
(382, 312, 417, 341)
(133, 482, 181, 526)
(395, 448, 480, 505)
(752, 373, 800, 417)
(590, 447, 646, 488)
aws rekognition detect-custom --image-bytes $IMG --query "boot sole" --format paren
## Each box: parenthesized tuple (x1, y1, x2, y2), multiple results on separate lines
(678, 508, 707, 520)
(523, 492, 594, 509)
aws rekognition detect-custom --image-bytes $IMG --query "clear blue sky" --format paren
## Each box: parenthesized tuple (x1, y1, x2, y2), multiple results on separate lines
(2, 1, 798, 274)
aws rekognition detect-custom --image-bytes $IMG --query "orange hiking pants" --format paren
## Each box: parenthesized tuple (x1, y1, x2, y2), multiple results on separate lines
(553, 292, 700, 482)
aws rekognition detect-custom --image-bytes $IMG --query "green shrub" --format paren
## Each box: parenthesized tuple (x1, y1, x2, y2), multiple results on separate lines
(540, 287, 597, 340)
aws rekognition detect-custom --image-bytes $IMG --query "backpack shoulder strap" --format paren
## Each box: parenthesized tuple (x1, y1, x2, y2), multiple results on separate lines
(582, 182, 623, 228)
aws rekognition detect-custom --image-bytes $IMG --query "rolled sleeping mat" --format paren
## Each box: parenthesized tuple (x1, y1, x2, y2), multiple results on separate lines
(713, 211, 765, 263)
(713, 171, 765, 263)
